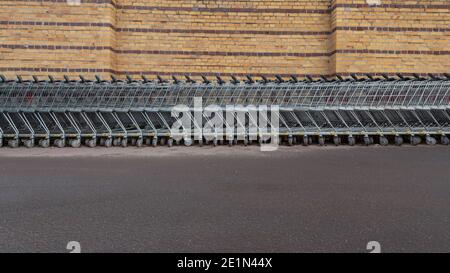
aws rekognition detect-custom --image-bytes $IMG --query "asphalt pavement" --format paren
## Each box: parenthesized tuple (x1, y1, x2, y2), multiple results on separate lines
(0, 146, 448, 252)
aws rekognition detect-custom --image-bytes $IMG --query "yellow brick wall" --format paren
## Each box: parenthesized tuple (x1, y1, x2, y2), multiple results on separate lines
(0, 0, 448, 80)
(332, 0, 450, 75)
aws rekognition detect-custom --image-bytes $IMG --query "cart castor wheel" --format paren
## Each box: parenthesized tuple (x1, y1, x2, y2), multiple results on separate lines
(24, 139, 34, 148)
(121, 138, 128, 147)
(395, 136, 403, 146)
(425, 136, 436, 145)
(348, 136, 355, 146)
(136, 138, 143, 147)
(184, 138, 192, 146)
(40, 139, 50, 148)
(54, 139, 65, 148)
(379, 136, 389, 146)
(318, 136, 325, 146)
(104, 138, 112, 148)
(303, 136, 309, 146)
(87, 138, 96, 148)
(113, 138, 121, 146)
(333, 136, 341, 146)
(410, 136, 421, 146)
(70, 139, 81, 148)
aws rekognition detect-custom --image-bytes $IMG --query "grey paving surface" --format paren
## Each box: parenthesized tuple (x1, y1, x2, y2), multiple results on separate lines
(0, 146, 449, 252)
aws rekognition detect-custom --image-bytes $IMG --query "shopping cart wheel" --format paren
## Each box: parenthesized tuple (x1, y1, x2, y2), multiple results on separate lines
(87, 139, 96, 148)
(318, 136, 325, 146)
(151, 138, 157, 147)
(228, 139, 233, 147)
(40, 139, 49, 148)
(198, 139, 203, 147)
(425, 136, 436, 146)
(113, 138, 121, 146)
(121, 138, 128, 147)
(441, 135, 449, 145)
(54, 139, 64, 148)
(8, 139, 19, 148)
(104, 138, 112, 148)
(184, 138, 193, 146)
(302, 136, 308, 146)
(167, 138, 173, 147)
(288, 136, 293, 146)
(348, 136, 355, 146)
(410, 136, 421, 146)
(160, 137, 166, 146)
(136, 138, 143, 147)
(333, 136, 341, 146)
(379, 136, 389, 146)
(70, 139, 81, 148)
(8, 139, 18, 148)
(363, 136, 371, 146)
(244, 137, 248, 146)
(395, 136, 403, 146)
(213, 138, 218, 147)
(24, 139, 34, 148)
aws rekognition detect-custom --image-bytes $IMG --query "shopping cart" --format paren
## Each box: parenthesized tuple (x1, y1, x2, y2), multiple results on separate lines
(0, 74, 448, 147)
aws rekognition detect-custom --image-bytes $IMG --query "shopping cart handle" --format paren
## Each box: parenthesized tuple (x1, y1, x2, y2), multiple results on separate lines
(172, 76, 180, 84)
(396, 73, 406, 80)
(290, 75, 298, 83)
(305, 75, 314, 82)
(259, 75, 269, 84)
(141, 75, 150, 83)
(381, 74, 394, 81)
(184, 75, 196, 83)
(275, 75, 284, 83)
(245, 75, 254, 84)
(94, 75, 102, 83)
(157, 75, 167, 83)
(230, 75, 240, 84)
(320, 75, 329, 82)
(126, 75, 133, 83)
(216, 76, 225, 85)
(365, 74, 375, 81)
(201, 75, 211, 84)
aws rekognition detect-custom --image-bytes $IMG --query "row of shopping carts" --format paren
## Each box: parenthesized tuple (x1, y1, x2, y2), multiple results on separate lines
(0, 74, 449, 148)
